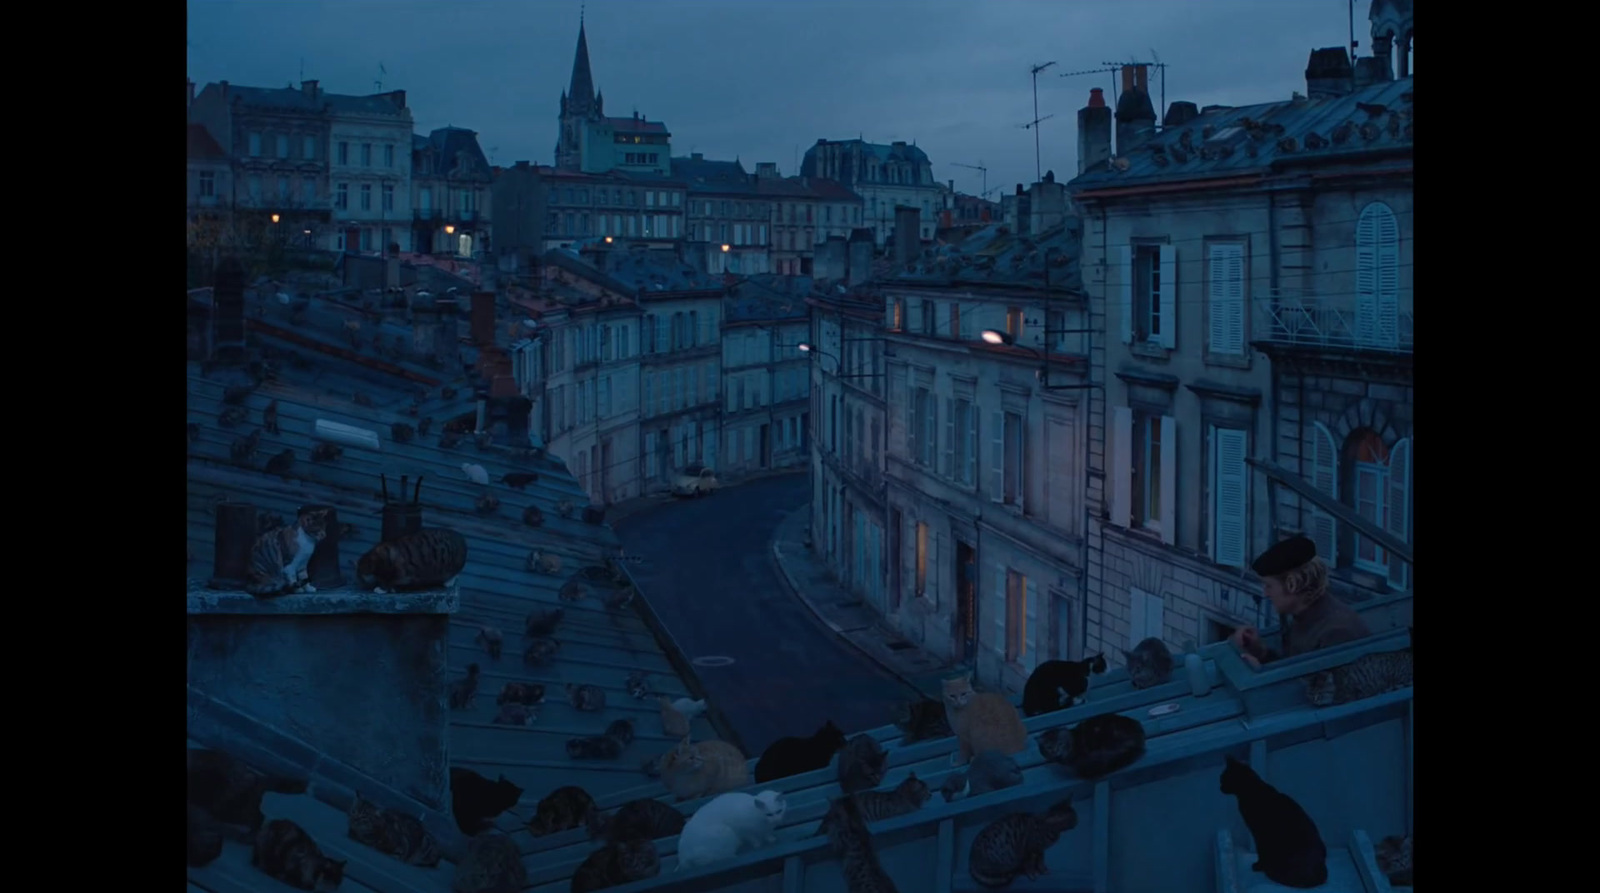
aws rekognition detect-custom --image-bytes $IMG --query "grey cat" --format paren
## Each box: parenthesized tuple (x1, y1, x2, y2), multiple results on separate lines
(837, 734, 889, 795)
(967, 799, 1079, 888)
(1125, 637, 1176, 689)
(940, 750, 1024, 802)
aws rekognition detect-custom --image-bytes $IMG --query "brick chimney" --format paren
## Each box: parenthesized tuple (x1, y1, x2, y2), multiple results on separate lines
(1115, 65, 1157, 155)
(211, 257, 248, 362)
(847, 228, 875, 286)
(1078, 88, 1112, 174)
(470, 291, 496, 347)
(1163, 101, 1200, 128)
(893, 205, 920, 268)
(301, 79, 319, 99)
(1305, 47, 1355, 99)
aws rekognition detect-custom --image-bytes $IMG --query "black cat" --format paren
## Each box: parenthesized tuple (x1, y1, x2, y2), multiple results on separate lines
(1036, 712, 1146, 779)
(186, 748, 309, 839)
(1219, 756, 1328, 889)
(450, 767, 524, 836)
(754, 720, 848, 783)
(1021, 654, 1107, 717)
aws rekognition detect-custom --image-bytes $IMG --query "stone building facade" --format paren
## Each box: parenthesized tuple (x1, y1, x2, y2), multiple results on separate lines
(720, 278, 810, 477)
(800, 139, 945, 245)
(554, 22, 673, 177)
(411, 127, 493, 258)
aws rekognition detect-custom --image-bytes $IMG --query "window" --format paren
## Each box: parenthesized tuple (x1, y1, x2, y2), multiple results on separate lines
(1209, 426, 1249, 567)
(1121, 244, 1177, 348)
(337, 141, 349, 165)
(915, 522, 929, 595)
(645, 431, 659, 479)
(360, 184, 372, 211)
(1308, 422, 1339, 563)
(889, 299, 904, 331)
(301, 177, 316, 201)
(276, 176, 289, 199)
(945, 398, 977, 485)
(303, 136, 316, 159)
(921, 301, 935, 335)
(275, 134, 288, 158)
(198, 171, 215, 197)
(248, 132, 261, 156)
(1110, 407, 1176, 544)
(1046, 309, 1066, 352)
(599, 377, 612, 417)
(1351, 432, 1388, 573)
(384, 144, 394, 167)
(908, 387, 936, 467)
(1129, 588, 1166, 646)
(646, 191, 656, 207)
(672, 192, 682, 206)
(643, 375, 653, 416)
(1005, 306, 1023, 339)
(1207, 243, 1247, 356)
(1004, 569, 1027, 664)
(335, 183, 349, 210)
(381, 184, 394, 211)
(361, 143, 372, 166)
(949, 304, 962, 341)
(1343, 430, 1410, 587)
(1355, 202, 1401, 349)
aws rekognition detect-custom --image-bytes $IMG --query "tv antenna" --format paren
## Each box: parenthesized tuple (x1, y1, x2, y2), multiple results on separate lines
(950, 161, 988, 199)
(1061, 54, 1169, 129)
(1025, 61, 1057, 184)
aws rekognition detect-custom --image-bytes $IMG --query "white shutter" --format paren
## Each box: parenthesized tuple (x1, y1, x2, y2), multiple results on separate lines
(1209, 244, 1246, 355)
(1157, 245, 1177, 349)
(1128, 587, 1146, 648)
(966, 408, 979, 486)
(1207, 245, 1228, 354)
(905, 392, 917, 463)
(1212, 427, 1249, 568)
(1309, 422, 1338, 564)
(1111, 406, 1134, 528)
(990, 411, 1006, 502)
(994, 564, 1009, 658)
(1376, 207, 1401, 349)
(1387, 438, 1411, 589)
(1159, 415, 1177, 545)
(1225, 246, 1246, 354)
(1117, 245, 1134, 344)
(943, 397, 956, 478)
(1355, 206, 1379, 346)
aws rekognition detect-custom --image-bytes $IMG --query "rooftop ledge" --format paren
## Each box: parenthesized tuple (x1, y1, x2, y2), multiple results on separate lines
(186, 582, 460, 616)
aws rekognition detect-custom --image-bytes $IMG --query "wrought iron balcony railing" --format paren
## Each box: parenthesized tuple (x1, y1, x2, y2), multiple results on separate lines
(1255, 289, 1413, 354)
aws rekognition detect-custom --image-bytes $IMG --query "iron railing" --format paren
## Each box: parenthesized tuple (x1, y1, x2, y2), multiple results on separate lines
(1255, 289, 1413, 353)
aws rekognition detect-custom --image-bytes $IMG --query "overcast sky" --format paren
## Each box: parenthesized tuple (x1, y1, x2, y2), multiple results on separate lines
(188, 0, 1373, 195)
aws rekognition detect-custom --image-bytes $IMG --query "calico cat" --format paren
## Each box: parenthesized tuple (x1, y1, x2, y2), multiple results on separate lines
(1037, 712, 1147, 779)
(891, 697, 952, 744)
(523, 637, 561, 667)
(567, 683, 607, 712)
(943, 750, 1026, 802)
(816, 774, 930, 836)
(837, 734, 889, 795)
(1125, 637, 1176, 690)
(571, 838, 661, 892)
(626, 672, 650, 699)
(588, 797, 687, 845)
(448, 664, 481, 710)
(1305, 646, 1413, 707)
(252, 818, 347, 891)
(524, 607, 563, 636)
(1374, 833, 1412, 886)
(1219, 756, 1328, 888)
(355, 528, 468, 594)
(497, 682, 546, 706)
(345, 793, 442, 867)
(822, 794, 900, 893)
(527, 785, 596, 837)
(659, 736, 752, 802)
(451, 831, 527, 893)
(187, 748, 310, 837)
(492, 702, 536, 725)
(660, 696, 691, 738)
(967, 799, 1079, 888)
(755, 720, 848, 783)
(566, 719, 636, 760)
(243, 507, 331, 597)
(1021, 654, 1108, 716)
(675, 790, 787, 870)
(449, 768, 523, 836)
(942, 675, 1029, 766)
(527, 551, 561, 577)
(187, 802, 225, 867)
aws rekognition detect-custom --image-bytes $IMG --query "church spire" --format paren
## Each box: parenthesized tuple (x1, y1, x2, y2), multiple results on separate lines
(566, 18, 596, 114)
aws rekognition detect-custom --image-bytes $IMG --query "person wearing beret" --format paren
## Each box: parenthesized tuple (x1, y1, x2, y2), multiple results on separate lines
(1228, 534, 1371, 669)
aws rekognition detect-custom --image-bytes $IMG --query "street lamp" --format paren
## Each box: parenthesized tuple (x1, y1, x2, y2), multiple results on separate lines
(796, 342, 883, 380)
(270, 213, 280, 224)
(720, 244, 730, 252)
(981, 328, 1012, 346)
(444, 224, 456, 235)
(605, 236, 614, 244)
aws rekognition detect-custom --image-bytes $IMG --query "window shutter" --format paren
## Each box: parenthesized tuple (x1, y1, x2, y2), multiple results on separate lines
(966, 408, 979, 486)
(943, 397, 956, 479)
(1309, 422, 1338, 564)
(990, 411, 1006, 502)
(1128, 586, 1147, 649)
(1111, 406, 1134, 528)
(1117, 245, 1134, 344)
(1209, 244, 1246, 355)
(1208, 245, 1228, 354)
(995, 565, 1010, 660)
(925, 399, 939, 467)
(1387, 438, 1411, 590)
(1158, 246, 1178, 349)
(1376, 206, 1401, 349)
(1024, 577, 1040, 671)
(1355, 206, 1379, 345)
(1159, 415, 1177, 545)
(905, 396, 917, 463)
(1212, 427, 1249, 568)
(928, 533, 942, 607)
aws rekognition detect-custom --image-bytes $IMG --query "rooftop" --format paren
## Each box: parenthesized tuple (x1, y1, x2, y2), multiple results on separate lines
(188, 123, 228, 162)
(725, 275, 813, 323)
(890, 218, 1085, 291)
(668, 156, 753, 194)
(411, 127, 492, 182)
(209, 82, 411, 117)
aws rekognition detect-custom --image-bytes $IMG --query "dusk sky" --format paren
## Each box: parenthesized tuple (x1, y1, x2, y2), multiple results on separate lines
(188, 0, 1370, 194)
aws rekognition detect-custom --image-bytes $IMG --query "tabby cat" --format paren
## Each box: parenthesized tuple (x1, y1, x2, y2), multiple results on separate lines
(1125, 637, 1175, 690)
(1305, 636, 1413, 707)
(756, 720, 848, 783)
(821, 795, 900, 893)
(354, 528, 469, 594)
(625, 671, 650, 699)
(566, 719, 636, 760)
(1374, 833, 1412, 886)
(570, 838, 660, 892)
(497, 682, 546, 706)
(252, 818, 347, 891)
(942, 675, 1029, 766)
(967, 799, 1078, 888)
(567, 683, 607, 712)
(451, 831, 527, 893)
(527, 785, 597, 837)
(1021, 654, 1107, 716)
(890, 697, 952, 744)
(243, 507, 331, 597)
(837, 733, 889, 795)
(345, 793, 442, 867)
(815, 774, 931, 836)
(187, 748, 309, 838)
(659, 736, 752, 802)
(1037, 712, 1147, 779)
(523, 637, 561, 667)
(448, 664, 481, 710)
(1219, 755, 1328, 888)
(449, 769, 523, 836)
(187, 802, 225, 867)
(492, 702, 537, 726)
(587, 797, 687, 845)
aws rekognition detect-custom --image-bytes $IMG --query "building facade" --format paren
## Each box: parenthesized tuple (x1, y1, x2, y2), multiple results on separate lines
(759, 174, 865, 276)
(675, 155, 771, 275)
(492, 164, 687, 264)
(1066, 35, 1413, 662)
(721, 277, 811, 477)
(800, 139, 944, 245)
(412, 127, 494, 258)
(554, 22, 672, 176)
(325, 89, 414, 255)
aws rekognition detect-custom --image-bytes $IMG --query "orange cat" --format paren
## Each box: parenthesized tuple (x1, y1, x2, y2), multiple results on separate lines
(658, 736, 750, 802)
(943, 674, 1029, 766)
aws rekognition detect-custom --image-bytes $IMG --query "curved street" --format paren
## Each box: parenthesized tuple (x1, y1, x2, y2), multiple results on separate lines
(617, 473, 918, 755)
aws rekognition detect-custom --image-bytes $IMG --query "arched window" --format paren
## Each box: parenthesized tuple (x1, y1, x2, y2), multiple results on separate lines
(1342, 429, 1412, 588)
(1355, 202, 1401, 349)
(1308, 422, 1339, 563)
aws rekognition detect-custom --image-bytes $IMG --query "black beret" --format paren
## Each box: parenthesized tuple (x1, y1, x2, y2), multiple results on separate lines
(1251, 534, 1316, 577)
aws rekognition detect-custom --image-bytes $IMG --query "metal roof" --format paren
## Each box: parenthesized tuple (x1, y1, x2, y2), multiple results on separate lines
(725, 276, 812, 323)
(668, 157, 754, 195)
(890, 218, 1085, 291)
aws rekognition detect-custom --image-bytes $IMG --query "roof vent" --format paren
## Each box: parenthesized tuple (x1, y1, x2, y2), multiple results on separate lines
(315, 419, 382, 451)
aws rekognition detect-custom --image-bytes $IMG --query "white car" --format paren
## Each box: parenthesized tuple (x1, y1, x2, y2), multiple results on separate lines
(672, 464, 720, 498)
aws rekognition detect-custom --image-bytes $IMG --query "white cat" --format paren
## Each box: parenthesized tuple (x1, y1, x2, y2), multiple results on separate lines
(675, 790, 787, 870)
(672, 698, 708, 719)
(461, 463, 490, 485)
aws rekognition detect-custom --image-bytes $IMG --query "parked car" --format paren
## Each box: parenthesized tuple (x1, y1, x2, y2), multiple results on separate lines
(672, 464, 719, 498)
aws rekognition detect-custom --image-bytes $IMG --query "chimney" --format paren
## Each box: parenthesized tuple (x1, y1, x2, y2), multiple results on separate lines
(389, 90, 407, 110)
(489, 395, 533, 445)
(384, 256, 401, 290)
(380, 475, 425, 544)
(1305, 47, 1355, 99)
(188, 78, 196, 108)
(303, 504, 346, 589)
(755, 161, 779, 179)
(211, 257, 247, 362)
(433, 296, 461, 368)
(1163, 101, 1200, 128)
(219, 79, 229, 102)
(470, 291, 496, 347)
(301, 79, 319, 99)
(1115, 65, 1157, 155)
(847, 228, 875, 286)
(815, 236, 848, 281)
(691, 152, 704, 161)
(893, 205, 920, 268)
(948, 179, 955, 193)
(207, 501, 258, 589)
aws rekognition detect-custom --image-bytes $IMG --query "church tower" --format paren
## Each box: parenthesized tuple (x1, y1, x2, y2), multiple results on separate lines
(555, 18, 601, 171)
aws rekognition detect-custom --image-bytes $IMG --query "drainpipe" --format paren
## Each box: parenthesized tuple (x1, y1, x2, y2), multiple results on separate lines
(1079, 205, 1108, 660)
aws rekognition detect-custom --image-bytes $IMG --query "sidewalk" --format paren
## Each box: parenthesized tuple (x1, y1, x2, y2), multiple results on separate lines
(769, 504, 963, 699)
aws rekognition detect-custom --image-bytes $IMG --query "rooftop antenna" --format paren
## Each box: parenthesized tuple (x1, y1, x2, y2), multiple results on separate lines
(951, 161, 989, 199)
(375, 61, 387, 93)
(1348, 0, 1359, 62)
(299, 57, 304, 83)
(1026, 61, 1057, 184)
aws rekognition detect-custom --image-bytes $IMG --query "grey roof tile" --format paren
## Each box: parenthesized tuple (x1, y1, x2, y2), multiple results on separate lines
(892, 218, 1085, 291)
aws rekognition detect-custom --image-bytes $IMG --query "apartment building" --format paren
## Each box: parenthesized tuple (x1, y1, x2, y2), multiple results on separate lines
(674, 154, 770, 275)
(721, 277, 811, 477)
(326, 89, 414, 255)
(758, 173, 865, 276)
(412, 127, 494, 257)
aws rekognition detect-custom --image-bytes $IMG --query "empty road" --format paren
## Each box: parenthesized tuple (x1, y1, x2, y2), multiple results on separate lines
(617, 473, 918, 755)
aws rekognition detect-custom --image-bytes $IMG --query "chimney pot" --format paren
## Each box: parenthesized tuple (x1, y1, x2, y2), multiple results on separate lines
(470, 291, 496, 347)
(208, 501, 258, 590)
(303, 504, 346, 589)
(1088, 87, 1106, 108)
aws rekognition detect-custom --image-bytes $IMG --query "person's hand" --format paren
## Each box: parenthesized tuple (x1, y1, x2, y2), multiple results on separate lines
(1229, 625, 1259, 654)
(1240, 652, 1261, 670)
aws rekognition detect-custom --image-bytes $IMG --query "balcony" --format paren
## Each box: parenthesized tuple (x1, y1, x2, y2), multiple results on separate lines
(1255, 289, 1413, 354)
(413, 208, 442, 222)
